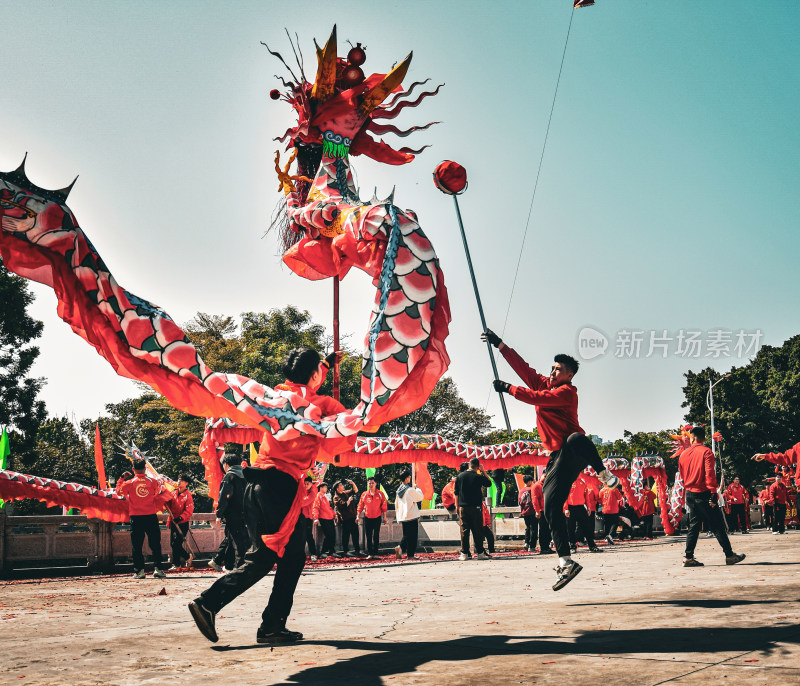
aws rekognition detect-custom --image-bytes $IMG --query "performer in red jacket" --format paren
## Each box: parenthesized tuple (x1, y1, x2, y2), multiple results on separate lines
(678, 426, 745, 567)
(168, 475, 195, 570)
(638, 482, 657, 539)
(768, 473, 788, 534)
(600, 485, 623, 544)
(753, 442, 799, 532)
(483, 329, 619, 590)
(312, 482, 337, 558)
(357, 476, 388, 558)
(116, 459, 171, 579)
(759, 485, 773, 530)
(300, 476, 318, 561)
(190, 348, 346, 646)
(564, 478, 600, 553)
(723, 476, 748, 534)
(531, 472, 553, 554)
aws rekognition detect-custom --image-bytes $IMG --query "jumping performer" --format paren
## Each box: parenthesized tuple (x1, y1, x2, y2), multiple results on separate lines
(679, 426, 745, 567)
(482, 328, 619, 590)
(189, 347, 341, 645)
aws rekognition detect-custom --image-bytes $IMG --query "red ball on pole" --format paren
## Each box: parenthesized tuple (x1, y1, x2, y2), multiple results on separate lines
(433, 161, 467, 195)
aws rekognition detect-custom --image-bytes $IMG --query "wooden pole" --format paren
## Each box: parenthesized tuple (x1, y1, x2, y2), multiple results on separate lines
(333, 275, 340, 401)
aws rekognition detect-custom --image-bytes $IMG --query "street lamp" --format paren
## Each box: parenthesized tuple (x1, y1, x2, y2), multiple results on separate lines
(706, 373, 731, 526)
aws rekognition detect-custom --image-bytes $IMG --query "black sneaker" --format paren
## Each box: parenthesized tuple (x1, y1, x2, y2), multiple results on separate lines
(725, 553, 746, 566)
(256, 627, 304, 644)
(589, 547, 602, 553)
(553, 561, 583, 591)
(188, 600, 218, 642)
(683, 557, 704, 567)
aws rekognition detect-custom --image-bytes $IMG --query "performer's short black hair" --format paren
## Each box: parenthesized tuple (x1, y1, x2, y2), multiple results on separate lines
(469, 458, 481, 468)
(179, 473, 193, 484)
(304, 475, 313, 483)
(132, 459, 146, 472)
(523, 474, 534, 484)
(690, 426, 706, 441)
(283, 347, 321, 384)
(221, 453, 240, 467)
(319, 481, 329, 491)
(459, 461, 469, 472)
(554, 353, 580, 375)
(399, 469, 412, 482)
(367, 475, 376, 482)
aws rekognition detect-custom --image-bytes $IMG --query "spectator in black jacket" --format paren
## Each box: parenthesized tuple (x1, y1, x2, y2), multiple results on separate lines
(209, 453, 250, 571)
(455, 458, 493, 560)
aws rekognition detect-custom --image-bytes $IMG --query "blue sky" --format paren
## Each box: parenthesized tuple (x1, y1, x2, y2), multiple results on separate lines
(2, 1, 798, 440)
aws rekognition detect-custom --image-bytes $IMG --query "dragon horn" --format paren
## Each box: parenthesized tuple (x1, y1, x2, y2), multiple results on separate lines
(311, 25, 337, 102)
(360, 52, 413, 116)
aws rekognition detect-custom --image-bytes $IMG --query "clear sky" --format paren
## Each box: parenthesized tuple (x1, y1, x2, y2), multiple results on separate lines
(2, 1, 798, 440)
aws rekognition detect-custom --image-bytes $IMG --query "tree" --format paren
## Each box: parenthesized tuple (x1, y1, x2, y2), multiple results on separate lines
(681, 335, 800, 488)
(0, 260, 47, 471)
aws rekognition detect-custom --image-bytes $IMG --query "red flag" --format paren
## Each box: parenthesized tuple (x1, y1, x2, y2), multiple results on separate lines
(94, 424, 107, 490)
(514, 473, 526, 493)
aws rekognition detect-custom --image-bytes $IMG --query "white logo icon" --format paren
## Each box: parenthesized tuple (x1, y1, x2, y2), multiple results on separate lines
(577, 327, 608, 360)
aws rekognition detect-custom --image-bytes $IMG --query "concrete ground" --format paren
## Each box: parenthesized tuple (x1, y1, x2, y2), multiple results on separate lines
(1, 529, 799, 686)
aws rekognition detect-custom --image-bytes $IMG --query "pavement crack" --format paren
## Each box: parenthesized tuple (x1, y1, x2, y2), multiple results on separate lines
(375, 602, 418, 640)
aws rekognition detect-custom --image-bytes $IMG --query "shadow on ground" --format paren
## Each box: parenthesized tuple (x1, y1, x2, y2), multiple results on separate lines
(213, 623, 800, 685)
(568, 598, 800, 609)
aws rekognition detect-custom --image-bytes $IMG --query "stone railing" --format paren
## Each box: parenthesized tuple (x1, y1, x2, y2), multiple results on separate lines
(1, 503, 691, 577)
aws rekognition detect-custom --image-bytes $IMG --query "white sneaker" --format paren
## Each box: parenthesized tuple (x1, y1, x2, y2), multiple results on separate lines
(477, 551, 492, 560)
(133, 569, 146, 579)
(153, 568, 166, 579)
(207, 560, 223, 572)
(598, 469, 619, 489)
(458, 552, 469, 561)
(310, 555, 318, 562)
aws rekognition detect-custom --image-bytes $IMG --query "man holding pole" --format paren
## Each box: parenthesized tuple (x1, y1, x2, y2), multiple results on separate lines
(482, 328, 619, 590)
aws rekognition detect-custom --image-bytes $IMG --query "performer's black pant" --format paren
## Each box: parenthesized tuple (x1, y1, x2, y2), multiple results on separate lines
(533, 513, 552, 551)
(728, 503, 747, 532)
(685, 490, 733, 559)
(568, 505, 596, 549)
(399, 519, 419, 558)
(304, 518, 317, 557)
(318, 518, 336, 555)
(363, 516, 382, 555)
(130, 514, 163, 571)
(483, 525, 495, 553)
(641, 514, 654, 538)
(200, 468, 306, 633)
(458, 505, 485, 555)
(339, 518, 360, 555)
(543, 433, 606, 558)
(603, 513, 619, 539)
(763, 504, 773, 529)
(773, 503, 787, 533)
(523, 514, 536, 549)
(212, 520, 249, 569)
(170, 521, 190, 565)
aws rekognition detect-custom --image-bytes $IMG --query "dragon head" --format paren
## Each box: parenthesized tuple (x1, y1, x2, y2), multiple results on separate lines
(267, 26, 442, 169)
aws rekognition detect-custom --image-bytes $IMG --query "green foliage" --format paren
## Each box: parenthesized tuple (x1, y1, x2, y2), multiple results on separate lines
(0, 261, 47, 468)
(682, 335, 800, 489)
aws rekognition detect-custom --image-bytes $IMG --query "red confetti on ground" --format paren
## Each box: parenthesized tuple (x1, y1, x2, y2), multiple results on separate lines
(744, 659, 759, 662)
(486, 621, 498, 624)
(298, 662, 316, 666)
(157, 587, 167, 596)
(756, 579, 765, 582)
(542, 661, 555, 664)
